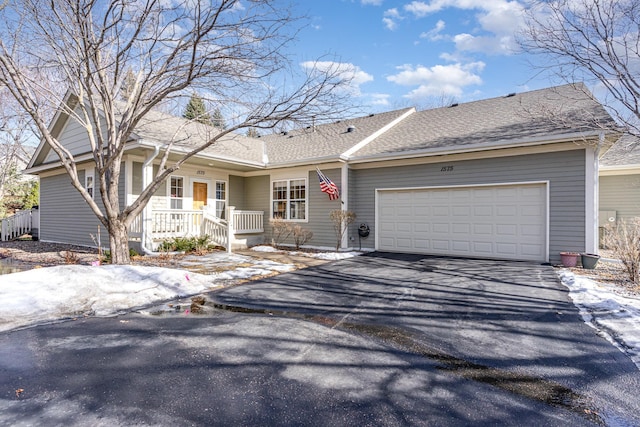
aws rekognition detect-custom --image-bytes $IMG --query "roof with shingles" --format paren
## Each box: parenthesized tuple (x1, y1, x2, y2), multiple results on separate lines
(130, 107, 265, 165)
(259, 108, 414, 165)
(347, 83, 616, 159)
(29, 83, 618, 173)
(600, 134, 640, 167)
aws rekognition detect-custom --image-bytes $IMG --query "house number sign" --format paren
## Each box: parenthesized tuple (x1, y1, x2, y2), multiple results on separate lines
(440, 166, 454, 172)
(196, 170, 206, 175)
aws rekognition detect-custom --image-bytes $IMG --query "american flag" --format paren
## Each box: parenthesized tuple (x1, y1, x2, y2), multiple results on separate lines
(316, 168, 340, 200)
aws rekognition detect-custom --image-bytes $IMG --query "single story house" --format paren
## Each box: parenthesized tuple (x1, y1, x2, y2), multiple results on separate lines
(599, 134, 640, 227)
(25, 83, 619, 263)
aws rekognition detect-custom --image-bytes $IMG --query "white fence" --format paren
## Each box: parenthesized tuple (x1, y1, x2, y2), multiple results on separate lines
(1, 208, 39, 241)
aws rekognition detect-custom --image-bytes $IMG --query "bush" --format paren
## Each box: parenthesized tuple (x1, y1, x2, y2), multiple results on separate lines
(158, 235, 213, 254)
(269, 218, 293, 247)
(292, 225, 313, 249)
(602, 218, 640, 285)
(329, 210, 356, 251)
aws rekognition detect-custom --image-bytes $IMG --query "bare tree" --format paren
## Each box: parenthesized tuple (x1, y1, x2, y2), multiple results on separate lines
(0, 0, 354, 264)
(520, 0, 640, 135)
(0, 89, 39, 208)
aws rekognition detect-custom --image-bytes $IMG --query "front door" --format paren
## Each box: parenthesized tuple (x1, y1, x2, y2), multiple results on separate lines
(193, 182, 208, 210)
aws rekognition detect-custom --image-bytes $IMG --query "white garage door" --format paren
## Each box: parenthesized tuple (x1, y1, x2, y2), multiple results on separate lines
(377, 183, 547, 261)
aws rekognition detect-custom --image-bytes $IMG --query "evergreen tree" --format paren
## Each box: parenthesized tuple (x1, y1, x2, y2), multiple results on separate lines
(211, 108, 226, 129)
(183, 93, 212, 125)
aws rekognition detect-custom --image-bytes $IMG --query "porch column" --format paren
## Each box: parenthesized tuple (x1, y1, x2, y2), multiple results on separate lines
(227, 206, 235, 254)
(141, 147, 159, 252)
(340, 163, 350, 250)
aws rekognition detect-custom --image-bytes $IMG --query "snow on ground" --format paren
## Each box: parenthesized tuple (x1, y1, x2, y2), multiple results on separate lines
(251, 245, 362, 260)
(558, 269, 640, 370)
(0, 265, 221, 332)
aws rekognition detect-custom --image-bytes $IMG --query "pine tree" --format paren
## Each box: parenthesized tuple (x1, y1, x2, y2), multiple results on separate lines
(211, 108, 226, 129)
(183, 93, 212, 125)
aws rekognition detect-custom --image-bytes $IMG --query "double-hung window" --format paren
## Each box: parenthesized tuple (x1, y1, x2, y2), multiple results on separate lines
(170, 176, 184, 209)
(215, 181, 226, 219)
(272, 178, 306, 220)
(85, 167, 94, 199)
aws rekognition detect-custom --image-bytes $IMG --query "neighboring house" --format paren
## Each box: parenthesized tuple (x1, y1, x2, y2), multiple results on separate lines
(599, 134, 640, 226)
(24, 83, 618, 263)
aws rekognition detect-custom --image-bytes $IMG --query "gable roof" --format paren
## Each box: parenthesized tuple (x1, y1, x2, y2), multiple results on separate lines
(600, 134, 640, 168)
(348, 83, 617, 161)
(27, 83, 618, 174)
(129, 107, 265, 165)
(259, 108, 415, 165)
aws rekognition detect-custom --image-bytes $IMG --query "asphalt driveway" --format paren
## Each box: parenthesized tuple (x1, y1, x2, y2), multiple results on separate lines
(1, 253, 639, 426)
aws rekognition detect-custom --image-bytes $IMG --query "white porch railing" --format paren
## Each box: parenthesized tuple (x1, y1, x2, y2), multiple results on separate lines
(151, 210, 204, 239)
(233, 210, 264, 234)
(128, 207, 264, 251)
(1, 209, 39, 241)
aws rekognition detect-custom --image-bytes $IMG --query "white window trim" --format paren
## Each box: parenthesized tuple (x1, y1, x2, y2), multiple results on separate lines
(270, 177, 308, 222)
(85, 166, 95, 199)
(168, 175, 186, 210)
(214, 179, 228, 217)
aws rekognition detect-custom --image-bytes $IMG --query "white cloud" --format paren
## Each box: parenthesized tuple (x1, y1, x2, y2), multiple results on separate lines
(387, 62, 484, 99)
(361, 0, 384, 5)
(402, 0, 526, 55)
(383, 8, 402, 30)
(300, 61, 374, 96)
(420, 19, 446, 41)
(369, 93, 391, 106)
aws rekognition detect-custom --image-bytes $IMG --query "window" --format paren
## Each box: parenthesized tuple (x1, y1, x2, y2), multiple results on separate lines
(85, 167, 94, 198)
(272, 178, 306, 220)
(215, 181, 226, 219)
(170, 176, 184, 209)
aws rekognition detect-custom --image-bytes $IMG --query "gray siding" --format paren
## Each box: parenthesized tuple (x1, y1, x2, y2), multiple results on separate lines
(600, 174, 640, 219)
(132, 162, 143, 194)
(40, 172, 106, 248)
(242, 175, 270, 244)
(306, 169, 343, 249)
(229, 175, 245, 209)
(350, 150, 587, 263)
(40, 163, 127, 249)
(44, 106, 104, 163)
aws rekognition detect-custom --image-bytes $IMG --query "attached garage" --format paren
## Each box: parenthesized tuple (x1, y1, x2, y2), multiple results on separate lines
(376, 182, 548, 262)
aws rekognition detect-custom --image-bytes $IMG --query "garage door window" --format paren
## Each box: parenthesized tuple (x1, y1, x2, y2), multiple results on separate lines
(272, 179, 306, 220)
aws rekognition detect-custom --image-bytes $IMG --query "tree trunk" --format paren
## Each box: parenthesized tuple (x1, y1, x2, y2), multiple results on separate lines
(108, 219, 131, 264)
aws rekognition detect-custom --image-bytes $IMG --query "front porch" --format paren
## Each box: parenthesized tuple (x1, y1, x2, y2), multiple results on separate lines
(128, 207, 265, 252)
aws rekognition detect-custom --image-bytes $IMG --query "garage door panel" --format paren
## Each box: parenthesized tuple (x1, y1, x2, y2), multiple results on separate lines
(473, 242, 494, 253)
(377, 184, 547, 261)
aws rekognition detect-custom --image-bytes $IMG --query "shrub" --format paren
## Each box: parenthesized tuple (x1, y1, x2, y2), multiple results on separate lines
(329, 210, 356, 251)
(602, 218, 640, 285)
(158, 235, 214, 253)
(61, 250, 79, 264)
(292, 225, 313, 249)
(269, 218, 293, 247)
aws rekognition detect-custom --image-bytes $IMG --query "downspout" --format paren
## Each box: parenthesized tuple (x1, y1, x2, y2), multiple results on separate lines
(585, 132, 603, 254)
(140, 145, 160, 256)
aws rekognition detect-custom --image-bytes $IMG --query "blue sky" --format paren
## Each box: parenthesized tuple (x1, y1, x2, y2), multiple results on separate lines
(287, 0, 554, 112)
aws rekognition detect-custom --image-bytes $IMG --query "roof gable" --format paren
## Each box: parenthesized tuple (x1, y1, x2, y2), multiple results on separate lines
(259, 107, 415, 165)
